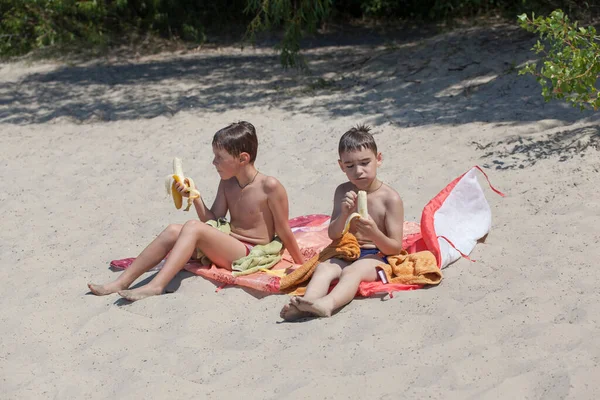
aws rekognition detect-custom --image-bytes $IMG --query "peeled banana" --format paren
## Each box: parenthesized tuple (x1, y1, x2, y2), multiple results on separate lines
(164, 157, 200, 211)
(341, 190, 368, 235)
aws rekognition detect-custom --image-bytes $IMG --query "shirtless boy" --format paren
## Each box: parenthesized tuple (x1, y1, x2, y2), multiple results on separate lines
(88, 121, 304, 301)
(281, 125, 404, 320)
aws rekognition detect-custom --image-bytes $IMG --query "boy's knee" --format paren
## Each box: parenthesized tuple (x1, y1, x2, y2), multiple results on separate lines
(163, 224, 182, 240)
(182, 220, 205, 234)
(315, 262, 339, 277)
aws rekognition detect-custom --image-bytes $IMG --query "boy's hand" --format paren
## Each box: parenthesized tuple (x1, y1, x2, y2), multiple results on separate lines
(175, 181, 190, 198)
(355, 215, 380, 240)
(341, 191, 358, 216)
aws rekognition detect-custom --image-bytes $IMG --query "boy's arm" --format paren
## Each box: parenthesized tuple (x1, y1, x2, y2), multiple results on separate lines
(265, 178, 304, 264)
(356, 196, 404, 255)
(328, 185, 356, 240)
(192, 180, 228, 222)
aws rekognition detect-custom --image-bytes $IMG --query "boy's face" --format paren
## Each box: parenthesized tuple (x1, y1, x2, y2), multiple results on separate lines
(338, 147, 382, 190)
(212, 146, 242, 179)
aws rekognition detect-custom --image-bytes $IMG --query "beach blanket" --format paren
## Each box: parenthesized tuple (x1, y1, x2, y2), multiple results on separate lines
(110, 217, 422, 294)
(110, 214, 337, 293)
(110, 166, 503, 297)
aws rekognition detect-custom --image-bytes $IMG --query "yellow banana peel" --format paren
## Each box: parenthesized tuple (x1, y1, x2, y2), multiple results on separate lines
(164, 157, 200, 211)
(341, 190, 367, 235)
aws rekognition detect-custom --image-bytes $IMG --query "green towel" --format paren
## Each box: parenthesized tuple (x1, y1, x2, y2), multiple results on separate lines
(231, 238, 283, 277)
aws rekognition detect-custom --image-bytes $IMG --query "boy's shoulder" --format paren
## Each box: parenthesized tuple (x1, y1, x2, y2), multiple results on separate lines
(261, 174, 283, 193)
(247, 173, 288, 197)
(379, 184, 403, 206)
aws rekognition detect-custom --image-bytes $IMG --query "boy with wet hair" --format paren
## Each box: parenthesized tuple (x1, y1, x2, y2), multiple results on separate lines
(281, 125, 404, 320)
(89, 121, 304, 301)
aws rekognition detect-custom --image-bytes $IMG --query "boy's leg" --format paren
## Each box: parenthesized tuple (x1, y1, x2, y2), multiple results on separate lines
(280, 258, 347, 321)
(293, 256, 379, 317)
(118, 220, 247, 301)
(303, 258, 347, 300)
(88, 224, 183, 295)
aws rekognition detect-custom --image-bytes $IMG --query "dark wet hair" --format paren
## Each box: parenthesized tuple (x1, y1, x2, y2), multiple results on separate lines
(338, 124, 377, 155)
(212, 121, 258, 162)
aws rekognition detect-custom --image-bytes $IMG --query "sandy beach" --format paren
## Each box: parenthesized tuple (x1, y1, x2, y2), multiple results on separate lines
(1, 23, 600, 399)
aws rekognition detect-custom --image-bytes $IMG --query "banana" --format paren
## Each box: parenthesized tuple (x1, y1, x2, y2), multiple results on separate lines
(164, 157, 200, 211)
(341, 190, 368, 235)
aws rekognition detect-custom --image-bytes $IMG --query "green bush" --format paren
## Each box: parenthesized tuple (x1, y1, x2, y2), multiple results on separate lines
(245, 0, 332, 68)
(0, 0, 112, 55)
(0, 0, 248, 56)
(518, 10, 600, 110)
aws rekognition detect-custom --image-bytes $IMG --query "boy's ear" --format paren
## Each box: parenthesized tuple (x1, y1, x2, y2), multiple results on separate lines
(376, 152, 383, 166)
(338, 159, 345, 172)
(239, 152, 251, 165)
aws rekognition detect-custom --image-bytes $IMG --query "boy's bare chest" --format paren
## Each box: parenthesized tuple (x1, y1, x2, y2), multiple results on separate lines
(225, 187, 267, 216)
(349, 197, 388, 234)
(366, 198, 388, 231)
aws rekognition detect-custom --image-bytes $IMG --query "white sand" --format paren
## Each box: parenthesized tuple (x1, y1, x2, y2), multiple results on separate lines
(2, 24, 600, 399)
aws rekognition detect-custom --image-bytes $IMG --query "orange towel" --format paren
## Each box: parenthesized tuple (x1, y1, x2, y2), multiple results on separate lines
(279, 233, 360, 291)
(280, 233, 442, 295)
(379, 251, 442, 286)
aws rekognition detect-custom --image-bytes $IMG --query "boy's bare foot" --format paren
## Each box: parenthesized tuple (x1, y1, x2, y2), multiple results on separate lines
(292, 296, 332, 318)
(87, 282, 127, 296)
(118, 286, 163, 302)
(280, 303, 311, 321)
